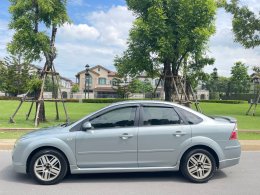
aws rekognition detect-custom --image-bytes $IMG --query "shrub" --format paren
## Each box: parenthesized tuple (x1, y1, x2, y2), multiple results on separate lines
(0, 96, 20, 100)
(82, 98, 158, 103)
(199, 100, 247, 104)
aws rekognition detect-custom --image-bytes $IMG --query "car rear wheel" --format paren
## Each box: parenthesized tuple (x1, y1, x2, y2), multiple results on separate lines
(180, 149, 216, 183)
(29, 149, 68, 185)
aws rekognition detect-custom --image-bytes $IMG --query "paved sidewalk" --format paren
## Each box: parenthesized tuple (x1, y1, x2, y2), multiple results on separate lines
(1, 139, 260, 150)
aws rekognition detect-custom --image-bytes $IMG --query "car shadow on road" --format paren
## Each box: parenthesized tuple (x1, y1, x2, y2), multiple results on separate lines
(63, 170, 228, 184)
(1, 165, 228, 185)
(0, 165, 32, 185)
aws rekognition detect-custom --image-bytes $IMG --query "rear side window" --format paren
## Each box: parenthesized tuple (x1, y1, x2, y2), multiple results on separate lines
(175, 107, 202, 125)
(142, 106, 181, 126)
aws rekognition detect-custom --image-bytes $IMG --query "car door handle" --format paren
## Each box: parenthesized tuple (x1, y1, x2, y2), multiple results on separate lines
(173, 131, 187, 137)
(120, 133, 133, 140)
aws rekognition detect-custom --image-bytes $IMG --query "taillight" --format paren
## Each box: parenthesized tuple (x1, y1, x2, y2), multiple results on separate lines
(229, 124, 238, 140)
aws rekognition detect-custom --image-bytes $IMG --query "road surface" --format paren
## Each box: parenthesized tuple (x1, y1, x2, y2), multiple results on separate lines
(0, 151, 260, 195)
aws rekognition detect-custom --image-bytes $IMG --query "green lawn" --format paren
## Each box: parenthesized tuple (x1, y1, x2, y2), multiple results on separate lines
(0, 100, 259, 130)
(196, 103, 260, 130)
(0, 100, 108, 128)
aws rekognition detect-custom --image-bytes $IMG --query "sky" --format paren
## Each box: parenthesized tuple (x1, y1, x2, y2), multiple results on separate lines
(0, 0, 260, 81)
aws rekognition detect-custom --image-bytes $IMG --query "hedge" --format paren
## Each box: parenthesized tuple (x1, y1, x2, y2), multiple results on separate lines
(0, 97, 247, 104)
(220, 94, 256, 101)
(0, 97, 159, 103)
(199, 100, 247, 104)
(82, 98, 158, 103)
(0, 96, 20, 100)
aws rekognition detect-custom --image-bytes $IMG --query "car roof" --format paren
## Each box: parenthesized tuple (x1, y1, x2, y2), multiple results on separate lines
(111, 100, 177, 106)
(110, 100, 211, 121)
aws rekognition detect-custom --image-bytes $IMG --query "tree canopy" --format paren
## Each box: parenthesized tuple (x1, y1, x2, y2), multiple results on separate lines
(115, 0, 217, 101)
(0, 55, 31, 96)
(224, 0, 260, 48)
(230, 61, 250, 94)
(8, 0, 70, 62)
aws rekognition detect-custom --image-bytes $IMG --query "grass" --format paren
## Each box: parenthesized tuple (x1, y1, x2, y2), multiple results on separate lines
(194, 102, 260, 130)
(0, 130, 32, 139)
(0, 100, 260, 139)
(0, 100, 109, 128)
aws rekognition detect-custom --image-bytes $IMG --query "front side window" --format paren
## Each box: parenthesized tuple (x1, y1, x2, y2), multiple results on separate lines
(142, 106, 181, 126)
(98, 78, 106, 85)
(90, 107, 136, 129)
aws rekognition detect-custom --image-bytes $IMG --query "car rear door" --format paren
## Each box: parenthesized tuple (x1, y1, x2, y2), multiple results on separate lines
(75, 105, 139, 168)
(138, 104, 191, 167)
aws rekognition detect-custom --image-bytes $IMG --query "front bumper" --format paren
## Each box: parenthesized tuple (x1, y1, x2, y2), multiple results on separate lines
(12, 140, 27, 174)
(12, 162, 26, 174)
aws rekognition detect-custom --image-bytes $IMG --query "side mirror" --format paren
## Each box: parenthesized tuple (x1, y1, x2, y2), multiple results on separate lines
(82, 121, 92, 131)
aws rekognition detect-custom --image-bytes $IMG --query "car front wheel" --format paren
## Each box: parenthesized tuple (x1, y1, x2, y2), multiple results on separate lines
(29, 149, 68, 185)
(180, 149, 216, 183)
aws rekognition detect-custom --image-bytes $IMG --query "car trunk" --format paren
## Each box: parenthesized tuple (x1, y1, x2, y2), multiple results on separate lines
(208, 116, 237, 123)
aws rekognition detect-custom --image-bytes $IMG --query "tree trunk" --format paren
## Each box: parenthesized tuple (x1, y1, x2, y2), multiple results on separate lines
(35, 88, 46, 122)
(164, 60, 173, 101)
(38, 101, 46, 122)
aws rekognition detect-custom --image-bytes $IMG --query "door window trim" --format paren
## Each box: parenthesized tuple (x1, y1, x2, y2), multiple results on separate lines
(82, 104, 140, 130)
(139, 105, 186, 127)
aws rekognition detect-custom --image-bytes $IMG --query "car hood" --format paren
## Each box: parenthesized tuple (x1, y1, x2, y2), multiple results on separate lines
(20, 125, 67, 139)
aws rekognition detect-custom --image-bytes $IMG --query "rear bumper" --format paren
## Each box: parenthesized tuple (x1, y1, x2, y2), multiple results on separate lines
(219, 157, 240, 169)
(219, 143, 241, 169)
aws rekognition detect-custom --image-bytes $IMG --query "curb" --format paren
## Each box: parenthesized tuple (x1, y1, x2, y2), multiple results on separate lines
(1, 140, 260, 151)
(0, 128, 38, 131)
(0, 139, 16, 150)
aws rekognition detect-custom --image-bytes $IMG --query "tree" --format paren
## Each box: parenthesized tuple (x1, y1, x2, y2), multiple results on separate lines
(44, 76, 58, 98)
(0, 55, 31, 96)
(71, 84, 79, 93)
(128, 79, 153, 94)
(115, 0, 217, 101)
(8, 0, 70, 122)
(253, 66, 260, 75)
(112, 77, 130, 99)
(230, 62, 250, 94)
(224, 0, 260, 48)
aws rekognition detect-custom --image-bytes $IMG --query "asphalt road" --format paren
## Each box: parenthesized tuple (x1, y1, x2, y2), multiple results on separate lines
(1, 151, 260, 195)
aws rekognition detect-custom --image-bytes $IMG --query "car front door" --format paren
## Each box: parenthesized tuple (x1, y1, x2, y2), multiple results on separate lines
(75, 105, 139, 168)
(138, 105, 191, 167)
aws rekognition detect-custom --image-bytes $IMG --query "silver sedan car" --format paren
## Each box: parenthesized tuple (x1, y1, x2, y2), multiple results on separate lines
(12, 101, 241, 185)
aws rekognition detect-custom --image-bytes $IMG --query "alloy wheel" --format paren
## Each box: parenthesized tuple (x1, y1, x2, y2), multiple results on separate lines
(34, 154, 61, 182)
(187, 153, 212, 180)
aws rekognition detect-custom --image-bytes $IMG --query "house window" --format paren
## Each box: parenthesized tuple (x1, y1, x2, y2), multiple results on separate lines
(98, 78, 106, 85)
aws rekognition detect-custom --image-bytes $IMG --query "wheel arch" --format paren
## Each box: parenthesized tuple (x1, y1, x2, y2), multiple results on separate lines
(180, 145, 220, 168)
(26, 146, 70, 174)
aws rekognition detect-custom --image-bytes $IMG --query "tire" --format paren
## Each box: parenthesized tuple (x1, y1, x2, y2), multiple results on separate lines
(29, 149, 68, 185)
(180, 149, 216, 183)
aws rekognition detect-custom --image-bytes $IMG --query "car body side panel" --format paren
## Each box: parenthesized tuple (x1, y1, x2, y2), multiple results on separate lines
(138, 125, 192, 167)
(75, 128, 138, 168)
(12, 134, 77, 174)
(186, 122, 241, 168)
